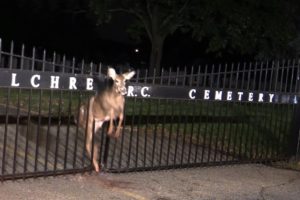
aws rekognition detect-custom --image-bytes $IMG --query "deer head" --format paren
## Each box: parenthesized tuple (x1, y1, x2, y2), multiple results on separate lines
(107, 67, 135, 95)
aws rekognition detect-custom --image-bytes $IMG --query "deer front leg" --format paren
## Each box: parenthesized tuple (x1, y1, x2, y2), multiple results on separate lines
(107, 109, 114, 136)
(114, 112, 123, 138)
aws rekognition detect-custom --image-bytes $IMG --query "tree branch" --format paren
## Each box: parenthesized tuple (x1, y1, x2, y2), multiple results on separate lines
(145, 0, 153, 20)
(159, 0, 190, 34)
(108, 8, 153, 40)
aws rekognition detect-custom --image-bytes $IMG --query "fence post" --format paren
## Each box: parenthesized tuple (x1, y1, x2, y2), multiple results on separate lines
(289, 61, 300, 160)
(289, 104, 300, 160)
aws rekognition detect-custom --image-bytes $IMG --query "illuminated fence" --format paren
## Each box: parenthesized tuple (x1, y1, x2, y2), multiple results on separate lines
(0, 38, 299, 180)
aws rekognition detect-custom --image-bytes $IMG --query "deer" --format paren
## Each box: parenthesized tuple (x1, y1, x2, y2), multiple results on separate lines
(78, 67, 135, 172)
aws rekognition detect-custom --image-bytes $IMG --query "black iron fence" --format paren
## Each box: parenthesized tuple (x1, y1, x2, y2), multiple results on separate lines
(0, 39, 300, 180)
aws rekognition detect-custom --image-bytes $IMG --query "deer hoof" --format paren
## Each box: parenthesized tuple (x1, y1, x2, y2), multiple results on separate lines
(107, 128, 113, 136)
(114, 130, 121, 138)
(93, 163, 100, 172)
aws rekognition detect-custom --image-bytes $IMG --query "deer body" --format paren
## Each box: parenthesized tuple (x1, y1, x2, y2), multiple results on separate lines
(78, 68, 135, 172)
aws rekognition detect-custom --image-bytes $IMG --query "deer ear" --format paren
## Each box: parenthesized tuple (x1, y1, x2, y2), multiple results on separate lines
(107, 68, 116, 80)
(123, 71, 136, 80)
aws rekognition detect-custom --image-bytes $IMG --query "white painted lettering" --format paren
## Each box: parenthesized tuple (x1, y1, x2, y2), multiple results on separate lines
(141, 87, 150, 97)
(30, 74, 40, 88)
(189, 89, 196, 99)
(248, 92, 254, 102)
(258, 93, 264, 102)
(227, 91, 232, 101)
(11, 73, 20, 87)
(127, 86, 135, 97)
(86, 78, 93, 90)
(237, 92, 244, 101)
(204, 90, 210, 99)
(50, 76, 60, 89)
(269, 93, 275, 103)
(215, 91, 223, 100)
(69, 77, 77, 90)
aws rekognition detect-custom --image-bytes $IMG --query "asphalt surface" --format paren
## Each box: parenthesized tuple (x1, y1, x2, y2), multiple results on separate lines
(0, 164, 300, 200)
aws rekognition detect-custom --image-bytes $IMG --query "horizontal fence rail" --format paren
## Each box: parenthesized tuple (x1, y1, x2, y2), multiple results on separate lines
(0, 38, 300, 180)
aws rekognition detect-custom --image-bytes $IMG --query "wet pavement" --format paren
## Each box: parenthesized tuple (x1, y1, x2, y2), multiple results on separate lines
(0, 164, 300, 200)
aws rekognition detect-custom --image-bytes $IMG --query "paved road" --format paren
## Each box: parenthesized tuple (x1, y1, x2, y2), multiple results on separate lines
(0, 164, 300, 200)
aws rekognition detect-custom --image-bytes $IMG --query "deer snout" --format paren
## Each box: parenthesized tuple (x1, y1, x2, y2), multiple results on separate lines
(120, 86, 127, 95)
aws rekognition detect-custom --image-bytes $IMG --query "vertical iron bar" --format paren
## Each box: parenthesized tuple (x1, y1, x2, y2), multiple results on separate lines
(196, 65, 201, 87)
(45, 90, 53, 171)
(219, 63, 228, 162)
(167, 67, 172, 86)
(97, 119, 104, 168)
(9, 41, 14, 69)
(232, 62, 241, 159)
(54, 91, 63, 171)
(248, 62, 259, 161)
(225, 63, 235, 162)
(24, 89, 32, 175)
(174, 100, 182, 165)
(116, 105, 126, 170)
(187, 99, 196, 164)
(208, 103, 217, 164)
(151, 99, 160, 168)
(213, 64, 222, 162)
(71, 57, 76, 74)
(91, 120, 96, 170)
(31, 46, 36, 71)
(166, 100, 175, 166)
(52, 52, 56, 72)
(152, 68, 156, 85)
(180, 100, 188, 165)
(135, 69, 140, 84)
(159, 99, 168, 166)
(127, 97, 137, 168)
(73, 92, 82, 168)
(175, 67, 179, 86)
(160, 68, 164, 85)
(194, 100, 203, 163)
(200, 64, 209, 163)
(99, 62, 102, 75)
(62, 55, 66, 73)
(20, 44, 25, 70)
(64, 91, 73, 169)
(34, 89, 42, 172)
(2, 88, 10, 176)
(42, 49, 46, 72)
(238, 62, 247, 160)
(182, 66, 187, 86)
(82, 95, 90, 167)
(81, 59, 85, 74)
(264, 61, 276, 160)
(189, 66, 194, 86)
(254, 61, 265, 160)
(243, 62, 252, 161)
(144, 69, 148, 84)
(135, 98, 144, 168)
(13, 88, 21, 175)
(143, 99, 151, 167)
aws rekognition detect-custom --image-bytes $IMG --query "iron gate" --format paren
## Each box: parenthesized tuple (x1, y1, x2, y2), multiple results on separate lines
(0, 39, 299, 180)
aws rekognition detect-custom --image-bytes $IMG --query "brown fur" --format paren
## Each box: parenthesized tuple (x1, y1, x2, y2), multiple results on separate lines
(78, 68, 135, 172)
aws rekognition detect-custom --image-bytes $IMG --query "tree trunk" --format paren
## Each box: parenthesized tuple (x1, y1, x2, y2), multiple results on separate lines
(149, 35, 164, 76)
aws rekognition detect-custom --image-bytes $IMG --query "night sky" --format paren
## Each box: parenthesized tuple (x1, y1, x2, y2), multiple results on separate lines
(1, 0, 295, 69)
(0, 0, 214, 69)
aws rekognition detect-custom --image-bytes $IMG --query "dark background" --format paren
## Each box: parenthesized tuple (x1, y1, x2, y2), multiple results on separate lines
(0, 0, 299, 69)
